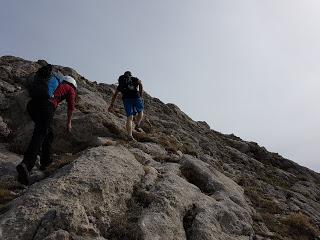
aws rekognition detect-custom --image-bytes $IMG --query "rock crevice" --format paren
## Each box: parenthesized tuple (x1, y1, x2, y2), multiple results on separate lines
(0, 56, 319, 240)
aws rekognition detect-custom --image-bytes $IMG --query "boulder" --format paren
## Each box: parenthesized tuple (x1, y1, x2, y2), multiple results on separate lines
(0, 146, 144, 239)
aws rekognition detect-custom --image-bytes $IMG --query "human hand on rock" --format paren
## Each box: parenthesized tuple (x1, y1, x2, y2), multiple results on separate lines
(67, 122, 72, 133)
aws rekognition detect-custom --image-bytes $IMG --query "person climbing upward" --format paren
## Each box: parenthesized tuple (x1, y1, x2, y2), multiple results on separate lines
(16, 64, 77, 185)
(108, 71, 144, 141)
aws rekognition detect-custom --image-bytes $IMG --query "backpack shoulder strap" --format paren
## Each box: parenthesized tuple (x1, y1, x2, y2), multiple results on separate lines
(52, 73, 64, 84)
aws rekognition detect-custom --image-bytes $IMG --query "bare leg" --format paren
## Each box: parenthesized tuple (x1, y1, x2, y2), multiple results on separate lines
(126, 115, 134, 137)
(135, 111, 144, 127)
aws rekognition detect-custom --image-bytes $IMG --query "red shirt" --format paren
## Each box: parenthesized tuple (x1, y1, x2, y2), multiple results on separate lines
(49, 83, 76, 111)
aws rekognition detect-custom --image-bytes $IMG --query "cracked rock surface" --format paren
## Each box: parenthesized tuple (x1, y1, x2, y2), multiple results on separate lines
(0, 56, 319, 240)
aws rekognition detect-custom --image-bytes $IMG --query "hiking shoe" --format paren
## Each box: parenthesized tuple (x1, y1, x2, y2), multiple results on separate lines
(134, 125, 143, 132)
(39, 157, 53, 171)
(39, 164, 48, 171)
(127, 135, 137, 142)
(16, 163, 30, 185)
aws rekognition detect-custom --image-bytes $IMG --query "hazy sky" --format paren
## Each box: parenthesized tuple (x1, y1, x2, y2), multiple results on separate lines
(1, 0, 319, 172)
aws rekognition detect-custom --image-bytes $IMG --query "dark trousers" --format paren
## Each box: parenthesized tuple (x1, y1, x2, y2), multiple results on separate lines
(22, 99, 55, 171)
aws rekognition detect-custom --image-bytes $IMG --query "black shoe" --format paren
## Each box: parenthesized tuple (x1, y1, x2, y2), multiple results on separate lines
(39, 157, 53, 171)
(134, 125, 143, 132)
(127, 135, 137, 142)
(16, 163, 30, 185)
(39, 164, 50, 171)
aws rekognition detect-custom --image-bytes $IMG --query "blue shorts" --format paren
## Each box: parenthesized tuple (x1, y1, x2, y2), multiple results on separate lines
(123, 97, 144, 117)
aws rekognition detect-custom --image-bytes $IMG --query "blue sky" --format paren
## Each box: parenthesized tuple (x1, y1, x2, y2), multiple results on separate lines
(1, 0, 319, 172)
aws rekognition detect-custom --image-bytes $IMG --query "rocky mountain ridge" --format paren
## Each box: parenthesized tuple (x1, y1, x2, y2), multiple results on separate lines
(0, 56, 319, 240)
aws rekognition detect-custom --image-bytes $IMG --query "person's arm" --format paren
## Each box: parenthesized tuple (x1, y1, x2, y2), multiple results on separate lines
(138, 80, 143, 98)
(66, 87, 76, 133)
(108, 89, 120, 112)
(67, 109, 73, 132)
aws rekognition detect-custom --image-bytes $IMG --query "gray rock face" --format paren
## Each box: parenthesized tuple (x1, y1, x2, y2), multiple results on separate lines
(0, 56, 319, 240)
(0, 116, 10, 138)
(139, 164, 253, 240)
(0, 146, 144, 240)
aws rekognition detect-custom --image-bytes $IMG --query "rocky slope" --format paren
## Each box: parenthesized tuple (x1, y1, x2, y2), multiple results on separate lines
(0, 56, 319, 240)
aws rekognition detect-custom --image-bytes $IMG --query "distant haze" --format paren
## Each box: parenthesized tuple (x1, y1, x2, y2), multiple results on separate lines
(1, 0, 319, 172)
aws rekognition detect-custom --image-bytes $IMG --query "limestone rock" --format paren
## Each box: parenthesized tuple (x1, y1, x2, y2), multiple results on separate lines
(0, 56, 319, 240)
(0, 146, 144, 239)
(0, 116, 10, 138)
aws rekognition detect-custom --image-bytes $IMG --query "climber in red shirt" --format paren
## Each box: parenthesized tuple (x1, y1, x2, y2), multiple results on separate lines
(16, 64, 77, 185)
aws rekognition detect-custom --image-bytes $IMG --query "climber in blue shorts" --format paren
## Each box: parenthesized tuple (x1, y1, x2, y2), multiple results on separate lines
(108, 71, 144, 141)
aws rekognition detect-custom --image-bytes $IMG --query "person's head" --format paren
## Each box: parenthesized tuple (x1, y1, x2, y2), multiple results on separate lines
(63, 76, 77, 90)
(37, 64, 52, 79)
(124, 71, 132, 77)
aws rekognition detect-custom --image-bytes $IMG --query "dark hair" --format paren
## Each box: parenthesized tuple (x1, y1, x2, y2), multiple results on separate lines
(37, 64, 52, 79)
(124, 71, 132, 77)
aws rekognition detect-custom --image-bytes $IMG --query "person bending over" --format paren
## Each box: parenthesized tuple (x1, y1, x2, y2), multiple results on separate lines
(16, 64, 77, 185)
